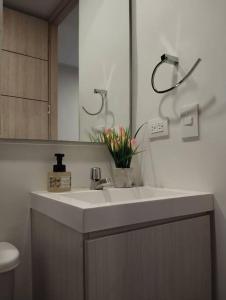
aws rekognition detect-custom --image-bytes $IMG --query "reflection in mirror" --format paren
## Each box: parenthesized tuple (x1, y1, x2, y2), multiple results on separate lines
(1, 0, 131, 142)
(58, 5, 79, 141)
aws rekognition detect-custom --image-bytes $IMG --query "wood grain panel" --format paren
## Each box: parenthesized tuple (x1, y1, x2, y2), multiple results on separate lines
(0, 51, 48, 101)
(31, 211, 84, 300)
(3, 7, 48, 60)
(0, 1, 2, 61)
(0, 96, 48, 140)
(85, 216, 212, 300)
(48, 24, 58, 140)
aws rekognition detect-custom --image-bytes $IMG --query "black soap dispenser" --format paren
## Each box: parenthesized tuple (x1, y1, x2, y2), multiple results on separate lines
(48, 154, 71, 192)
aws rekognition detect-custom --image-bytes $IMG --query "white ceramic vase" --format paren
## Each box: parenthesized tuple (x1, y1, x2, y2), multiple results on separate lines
(112, 168, 135, 188)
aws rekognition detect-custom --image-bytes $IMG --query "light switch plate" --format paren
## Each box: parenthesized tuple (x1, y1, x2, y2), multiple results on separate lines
(149, 118, 169, 139)
(181, 104, 199, 140)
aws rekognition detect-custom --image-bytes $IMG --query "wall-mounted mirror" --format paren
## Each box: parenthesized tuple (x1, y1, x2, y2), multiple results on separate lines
(1, 0, 131, 142)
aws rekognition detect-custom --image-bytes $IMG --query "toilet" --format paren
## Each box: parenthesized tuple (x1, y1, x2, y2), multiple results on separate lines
(0, 242, 20, 300)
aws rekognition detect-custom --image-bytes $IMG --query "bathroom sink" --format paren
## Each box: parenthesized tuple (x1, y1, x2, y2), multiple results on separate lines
(60, 187, 189, 205)
(31, 186, 213, 233)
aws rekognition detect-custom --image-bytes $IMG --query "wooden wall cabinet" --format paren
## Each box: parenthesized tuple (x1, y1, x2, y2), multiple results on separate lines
(32, 211, 213, 300)
(0, 7, 50, 140)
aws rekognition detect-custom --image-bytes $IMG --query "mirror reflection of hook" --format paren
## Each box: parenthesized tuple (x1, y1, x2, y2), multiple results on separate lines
(82, 89, 108, 116)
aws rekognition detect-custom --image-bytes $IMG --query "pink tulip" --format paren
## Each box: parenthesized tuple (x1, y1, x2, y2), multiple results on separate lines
(119, 126, 126, 137)
(104, 128, 111, 135)
(131, 138, 137, 147)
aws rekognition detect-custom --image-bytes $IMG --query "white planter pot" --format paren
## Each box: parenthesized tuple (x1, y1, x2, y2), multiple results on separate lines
(112, 168, 135, 188)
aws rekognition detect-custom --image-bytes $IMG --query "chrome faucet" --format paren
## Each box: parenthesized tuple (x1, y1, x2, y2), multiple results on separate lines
(90, 167, 112, 190)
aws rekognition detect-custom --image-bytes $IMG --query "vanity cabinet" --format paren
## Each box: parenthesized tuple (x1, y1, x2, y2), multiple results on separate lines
(32, 211, 213, 300)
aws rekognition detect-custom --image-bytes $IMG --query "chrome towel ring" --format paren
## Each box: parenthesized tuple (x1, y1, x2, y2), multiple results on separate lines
(82, 89, 107, 116)
(151, 54, 202, 94)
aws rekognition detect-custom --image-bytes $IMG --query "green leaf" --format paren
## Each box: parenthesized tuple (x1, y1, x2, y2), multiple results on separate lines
(134, 122, 146, 139)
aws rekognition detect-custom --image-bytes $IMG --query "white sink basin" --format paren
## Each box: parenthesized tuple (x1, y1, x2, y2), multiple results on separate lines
(31, 186, 213, 233)
(61, 187, 189, 205)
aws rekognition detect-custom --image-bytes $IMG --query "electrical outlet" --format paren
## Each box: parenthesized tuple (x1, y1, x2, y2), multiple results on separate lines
(149, 118, 169, 139)
(151, 123, 158, 133)
(157, 122, 164, 132)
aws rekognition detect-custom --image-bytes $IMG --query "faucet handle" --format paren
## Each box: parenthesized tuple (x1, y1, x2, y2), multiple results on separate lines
(90, 167, 101, 181)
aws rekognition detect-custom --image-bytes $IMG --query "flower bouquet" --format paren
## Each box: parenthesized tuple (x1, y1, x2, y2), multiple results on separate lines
(90, 125, 144, 187)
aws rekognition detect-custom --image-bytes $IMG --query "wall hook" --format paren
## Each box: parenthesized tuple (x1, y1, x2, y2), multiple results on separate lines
(151, 54, 202, 94)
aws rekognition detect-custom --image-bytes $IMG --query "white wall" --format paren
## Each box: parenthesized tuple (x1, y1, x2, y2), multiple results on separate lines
(58, 64, 79, 141)
(133, 0, 226, 299)
(0, 142, 110, 300)
(79, 0, 130, 141)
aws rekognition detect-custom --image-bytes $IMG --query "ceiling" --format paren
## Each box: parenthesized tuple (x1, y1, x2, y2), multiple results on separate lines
(3, 0, 63, 19)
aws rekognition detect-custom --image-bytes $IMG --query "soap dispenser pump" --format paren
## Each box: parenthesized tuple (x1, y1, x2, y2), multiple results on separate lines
(48, 153, 71, 192)
(54, 153, 66, 172)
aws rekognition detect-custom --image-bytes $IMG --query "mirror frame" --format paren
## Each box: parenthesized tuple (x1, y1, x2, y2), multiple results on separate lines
(0, 0, 133, 145)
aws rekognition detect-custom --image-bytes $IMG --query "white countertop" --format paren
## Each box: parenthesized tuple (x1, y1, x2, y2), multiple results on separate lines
(30, 186, 214, 233)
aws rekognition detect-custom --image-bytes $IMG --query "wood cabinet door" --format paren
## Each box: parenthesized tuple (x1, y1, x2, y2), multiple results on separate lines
(85, 216, 212, 300)
(3, 7, 48, 60)
(0, 96, 48, 140)
(0, 51, 48, 101)
(32, 211, 84, 300)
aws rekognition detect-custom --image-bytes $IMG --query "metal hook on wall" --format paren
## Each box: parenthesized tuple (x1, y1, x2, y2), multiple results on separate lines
(82, 89, 108, 116)
(151, 54, 202, 94)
